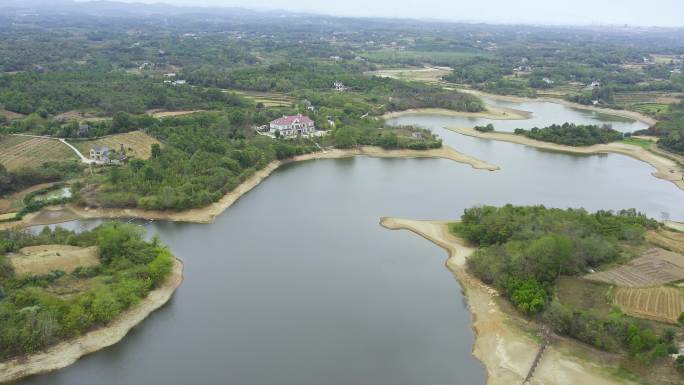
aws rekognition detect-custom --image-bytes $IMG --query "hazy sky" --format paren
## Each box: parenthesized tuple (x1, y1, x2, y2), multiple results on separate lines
(116, 0, 683, 27)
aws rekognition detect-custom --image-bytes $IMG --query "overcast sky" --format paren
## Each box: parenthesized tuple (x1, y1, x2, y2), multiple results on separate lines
(115, 0, 683, 27)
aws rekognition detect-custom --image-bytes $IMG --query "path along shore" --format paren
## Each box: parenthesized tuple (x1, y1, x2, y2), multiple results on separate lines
(1, 145, 498, 230)
(380, 217, 639, 385)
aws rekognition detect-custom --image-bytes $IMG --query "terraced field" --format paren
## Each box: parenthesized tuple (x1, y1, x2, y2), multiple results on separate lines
(0, 135, 78, 171)
(585, 248, 684, 287)
(69, 131, 162, 160)
(614, 91, 683, 111)
(613, 287, 684, 324)
(230, 90, 294, 107)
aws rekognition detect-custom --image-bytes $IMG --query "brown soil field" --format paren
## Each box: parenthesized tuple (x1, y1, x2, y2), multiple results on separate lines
(53, 110, 109, 122)
(0, 108, 26, 120)
(0, 135, 78, 171)
(146, 109, 205, 118)
(9, 245, 99, 276)
(366, 66, 452, 85)
(69, 131, 162, 160)
(585, 248, 684, 287)
(613, 286, 684, 324)
(646, 228, 684, 254)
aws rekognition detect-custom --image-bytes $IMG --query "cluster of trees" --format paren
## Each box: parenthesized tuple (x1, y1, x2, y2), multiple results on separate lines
(90, 113, 316, 210)
(454, 205, 656, 314)
(513, 123, 624, 146)
(543, 302, 680, 363)
(0, 223, 173, 359)
(0, 163, 82, 196)
(567, 86, 616, 106)
(652, 101, 684, 155)
(452, 205, 679, 363)
(332, 126, 442, 150)
(0, 70, 247, 116)
(474, 124, 495, 132)
(184, 61, 484, 113)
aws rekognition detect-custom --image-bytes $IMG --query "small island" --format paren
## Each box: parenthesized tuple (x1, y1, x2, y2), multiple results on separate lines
(0, 222, 183, 383)
(513, 123, 624, 146)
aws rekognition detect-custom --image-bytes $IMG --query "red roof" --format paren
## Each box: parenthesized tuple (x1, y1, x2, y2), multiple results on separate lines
(271, 114, 313, 125)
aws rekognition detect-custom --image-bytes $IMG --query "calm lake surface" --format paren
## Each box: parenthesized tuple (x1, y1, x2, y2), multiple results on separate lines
(18, 99, 682, 385)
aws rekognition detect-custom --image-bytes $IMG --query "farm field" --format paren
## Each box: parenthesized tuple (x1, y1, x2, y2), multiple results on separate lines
(69, 131, 162, 160)
(555, 276, 613, 316)
(613, 287, 684, 324)
(646, 228, 684, 255)
(9, 244, 99, 276)
(585, 248, 684, 287)
(536, 82, 585, 98)
(614, 91, 683, 111)
(0, 135, 78, 171)
(365, 66, 453, 85)
(228, 89, 294, 107)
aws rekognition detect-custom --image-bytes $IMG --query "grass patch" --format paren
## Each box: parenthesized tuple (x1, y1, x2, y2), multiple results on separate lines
(0, 212, 18, 221)
(621, 137, 654, 149)
(555, 276, 614, 316)
(69, 131, 162, 160)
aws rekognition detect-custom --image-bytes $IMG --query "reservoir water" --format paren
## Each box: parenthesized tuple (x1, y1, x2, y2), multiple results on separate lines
(16, 98, 682, 385)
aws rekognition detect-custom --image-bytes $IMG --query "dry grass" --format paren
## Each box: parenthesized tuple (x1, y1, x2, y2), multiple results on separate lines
(0, 135, 78, 171)
(584, 248, 684, 287)
(53, 110, 109, 122)
(646, 229, 684, 255)
(365, 66, 452, 85)
(0, 108, 26, 120)
(69, 131, 162, 160)
(9, 245, 99, 276)
(613, 287, 684, 324)
(146, 109, 205, 118)
(555, 276, 613, 316)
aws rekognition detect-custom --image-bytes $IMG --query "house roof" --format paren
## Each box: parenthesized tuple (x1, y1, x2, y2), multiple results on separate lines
(91, 146, 110, 152)
(271, 114, 313, 125)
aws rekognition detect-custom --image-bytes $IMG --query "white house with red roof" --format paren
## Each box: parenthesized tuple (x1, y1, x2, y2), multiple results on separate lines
(269, 114, 315, 137)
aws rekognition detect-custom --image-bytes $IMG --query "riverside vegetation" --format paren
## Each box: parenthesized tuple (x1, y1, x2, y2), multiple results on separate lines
(513, 123, 625, 146)
(452, 205, 683, 375)
(0, 222, 173, 360)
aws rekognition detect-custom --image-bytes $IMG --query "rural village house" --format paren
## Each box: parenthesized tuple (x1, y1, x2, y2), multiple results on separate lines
(269, 114, 315, 137)
(89, 145, 126, 165)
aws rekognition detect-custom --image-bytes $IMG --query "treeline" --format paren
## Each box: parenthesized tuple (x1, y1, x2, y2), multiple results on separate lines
(0, 163, 83, 196)
(332, 126, 442, 150)
(0, 223, 173, 359)
(452, 205, 680, 364)
(513, 123, 624, 146)
(183, 62, 484, 113)
(0, 69, 247, 116)
(642, 101, 684, 155)
(455, 205, 656, 313)
(89, 113, 317, 210)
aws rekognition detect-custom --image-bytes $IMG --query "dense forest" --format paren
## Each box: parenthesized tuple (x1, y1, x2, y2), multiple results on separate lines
(453, 205, 678, 364)
(513, 123, 624, 146)
(0, 223, 173, 359)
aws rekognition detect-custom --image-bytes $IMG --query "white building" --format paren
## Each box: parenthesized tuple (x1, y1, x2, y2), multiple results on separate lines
(270, 114, 315, 137)
(89, 146, 126, 165)
(333, 81, 348, 91)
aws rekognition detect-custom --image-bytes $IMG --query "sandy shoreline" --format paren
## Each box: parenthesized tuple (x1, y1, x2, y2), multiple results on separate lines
(457, 88, 658, 126)
(383, 106, 532, 121)
(0, 145, 497, 229)
(0, 257, 184, 385)
(448, 126, 684, 192)
(380, 217, 638, 385)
